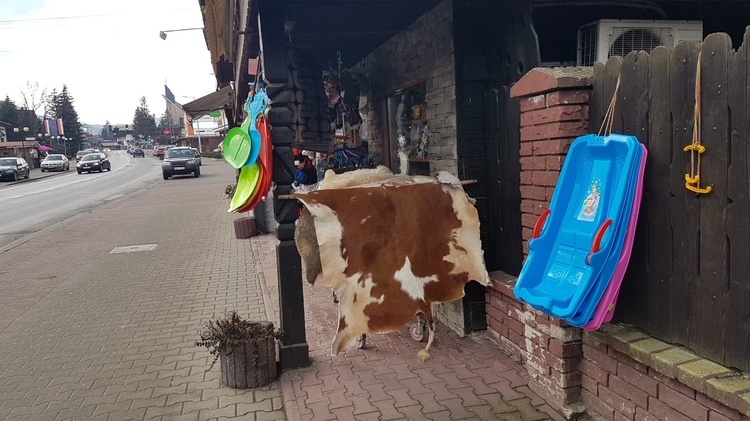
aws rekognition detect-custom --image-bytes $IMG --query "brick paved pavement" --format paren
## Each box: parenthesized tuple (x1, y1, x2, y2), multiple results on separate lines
(251, 235, 564, 421)
(1, 157, 569, 421)
(0, 160, 284, 421)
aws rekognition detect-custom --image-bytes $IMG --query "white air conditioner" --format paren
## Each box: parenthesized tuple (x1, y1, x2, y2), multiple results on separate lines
(577, 19, 703, 66)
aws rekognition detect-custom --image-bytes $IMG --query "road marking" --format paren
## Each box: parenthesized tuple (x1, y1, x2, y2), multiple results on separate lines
(110, 244, 158, 254)
(4, 153, 147, 199)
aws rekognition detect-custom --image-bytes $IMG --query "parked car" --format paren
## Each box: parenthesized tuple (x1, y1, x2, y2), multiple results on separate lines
(132, 148, 145, 157)
(77, 153, 111, 174)
(191, 148, 202, 166)
(40, 154, 70, 172)
(162, 147, 200, 179)
(0, 157, 30, 181)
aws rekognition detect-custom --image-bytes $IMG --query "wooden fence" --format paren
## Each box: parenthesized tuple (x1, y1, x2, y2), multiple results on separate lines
(589, 29, 750, 372)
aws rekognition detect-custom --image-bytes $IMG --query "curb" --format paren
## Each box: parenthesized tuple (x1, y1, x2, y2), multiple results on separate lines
(4, 169, 70, 186)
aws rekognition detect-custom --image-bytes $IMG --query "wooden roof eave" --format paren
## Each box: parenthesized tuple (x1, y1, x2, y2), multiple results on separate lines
(201, 0, 227, 75)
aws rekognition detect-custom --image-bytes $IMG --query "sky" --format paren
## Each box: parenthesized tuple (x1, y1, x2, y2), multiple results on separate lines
(0, 0, 217, 126)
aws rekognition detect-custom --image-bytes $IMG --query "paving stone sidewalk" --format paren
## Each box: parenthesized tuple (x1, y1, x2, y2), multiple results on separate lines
(250, 235, 563, 421)
(0, 162, 284, 421)
(1, 157, 567, 421)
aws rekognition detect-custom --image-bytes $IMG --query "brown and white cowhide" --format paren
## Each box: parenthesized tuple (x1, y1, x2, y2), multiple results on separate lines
(293, 167, 488, 361)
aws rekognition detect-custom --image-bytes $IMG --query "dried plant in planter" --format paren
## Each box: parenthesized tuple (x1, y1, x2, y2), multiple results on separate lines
(225, 183, 237, 198)
(196, 311, 279, 388)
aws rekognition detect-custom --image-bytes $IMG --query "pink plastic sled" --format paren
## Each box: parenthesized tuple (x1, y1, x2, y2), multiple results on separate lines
(582, 145, 647, 331)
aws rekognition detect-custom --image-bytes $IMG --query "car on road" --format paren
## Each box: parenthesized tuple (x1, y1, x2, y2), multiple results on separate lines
(191, 148, 202, 166)
(75, 150, 88, 162)
(77, 153, 111, 174)
(162, 147, 200, 180)
(132, 148, 145, 157)
(155, 147, 166, 159)
(41, 154, 70, 172)
(0, 157, 30, 181)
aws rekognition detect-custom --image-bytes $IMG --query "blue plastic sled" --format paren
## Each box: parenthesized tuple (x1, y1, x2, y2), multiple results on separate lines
(564, 143, 645, 326)
(514, 134, 641, 319)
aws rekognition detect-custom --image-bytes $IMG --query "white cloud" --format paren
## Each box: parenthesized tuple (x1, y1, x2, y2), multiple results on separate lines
(0, 0, 217, 125)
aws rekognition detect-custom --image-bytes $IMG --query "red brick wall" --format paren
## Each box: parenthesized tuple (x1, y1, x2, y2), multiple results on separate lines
(517, 89, 590, 254)
(486, 276, 526, 362)
(486, 275, 583, 409)
(581, 334, 747, 421)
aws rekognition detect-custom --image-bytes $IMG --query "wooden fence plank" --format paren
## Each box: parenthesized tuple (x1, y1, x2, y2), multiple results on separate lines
(590, 34, 750, 371)
(606, 57, 624, 134)
(725, 28, 750, 369)
(502, 88, 524, 275)
(619, 52, 639, 136)
(669, 40, 702, 348)
(696, 33, 731, 363)
(485, 88, 501, 270)
(617, 51, 651, 328)
(645, 46, 673, 340)
(590, 62, 606, 130)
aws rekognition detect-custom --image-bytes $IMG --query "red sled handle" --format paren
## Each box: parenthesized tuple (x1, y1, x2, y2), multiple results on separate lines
(586, 219, 612, 265)
(532, 210, 551, 239)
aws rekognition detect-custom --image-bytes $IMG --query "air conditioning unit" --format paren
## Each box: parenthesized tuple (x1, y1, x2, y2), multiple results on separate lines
(577, 19, 703, 66)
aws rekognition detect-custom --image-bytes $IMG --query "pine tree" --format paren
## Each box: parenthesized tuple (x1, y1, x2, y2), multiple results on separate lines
(157, 109, 174, 144)
(0, 96, 21, 139)
(133, 97, 158, 143)
(47, 86, 84, 154)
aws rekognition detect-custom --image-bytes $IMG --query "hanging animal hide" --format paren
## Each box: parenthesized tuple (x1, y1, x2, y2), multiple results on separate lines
(293, 167, 489, 359)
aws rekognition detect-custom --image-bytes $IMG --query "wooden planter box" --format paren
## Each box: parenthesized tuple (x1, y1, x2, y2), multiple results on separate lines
(233, 217, 257, 239)
(219, 324, 278, 388)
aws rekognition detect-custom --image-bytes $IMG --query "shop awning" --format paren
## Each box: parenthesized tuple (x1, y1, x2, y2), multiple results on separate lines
(181, 85, 234, 119)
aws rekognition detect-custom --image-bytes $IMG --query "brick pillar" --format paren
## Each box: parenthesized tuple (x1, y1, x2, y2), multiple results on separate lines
(496, 67, 593, 418)
(510, 68, 592, 254)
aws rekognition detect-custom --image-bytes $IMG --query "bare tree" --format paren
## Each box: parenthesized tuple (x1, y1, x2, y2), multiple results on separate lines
(19, 81, 48, 113)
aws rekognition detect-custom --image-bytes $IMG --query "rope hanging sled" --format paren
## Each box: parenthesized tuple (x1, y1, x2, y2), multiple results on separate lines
(597, 74, 621, 138)
(683, 51, 712, 194)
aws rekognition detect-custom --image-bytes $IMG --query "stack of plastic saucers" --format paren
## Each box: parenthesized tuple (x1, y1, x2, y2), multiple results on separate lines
(224, 88, 273, 213)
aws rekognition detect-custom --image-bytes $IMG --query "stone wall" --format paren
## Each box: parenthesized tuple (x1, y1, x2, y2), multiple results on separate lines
(352, 0, 457, 175)
(353, 0, 465, 334)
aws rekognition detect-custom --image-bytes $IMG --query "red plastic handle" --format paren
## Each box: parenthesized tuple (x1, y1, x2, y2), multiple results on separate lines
(533, 210, 551, 239)
(586, 219, 612, 265)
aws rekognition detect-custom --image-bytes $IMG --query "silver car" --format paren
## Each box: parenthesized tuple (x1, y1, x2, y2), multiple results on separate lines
(41, 154, 70, 172)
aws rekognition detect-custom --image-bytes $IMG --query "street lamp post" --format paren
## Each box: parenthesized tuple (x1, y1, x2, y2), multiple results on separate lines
(56, 136, 68, 157)
(159, 27, 203, 40)
(12, 126, 29, 157)
(37, 133, 48, 155)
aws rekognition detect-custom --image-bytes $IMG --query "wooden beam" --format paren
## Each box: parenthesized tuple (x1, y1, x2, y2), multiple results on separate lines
(277, 180, 479, 200)
(257, 0, 288, 83)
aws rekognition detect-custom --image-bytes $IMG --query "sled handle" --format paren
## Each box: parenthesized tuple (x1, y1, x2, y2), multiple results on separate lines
(532, 210, 551, 239)
(586, 219, 612, 265)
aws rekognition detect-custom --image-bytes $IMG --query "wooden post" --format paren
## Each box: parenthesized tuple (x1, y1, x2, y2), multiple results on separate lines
(259, 0, 310, 370)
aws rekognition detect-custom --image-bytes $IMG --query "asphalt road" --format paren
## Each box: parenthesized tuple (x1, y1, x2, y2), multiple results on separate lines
(0, 151, 162, 249)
